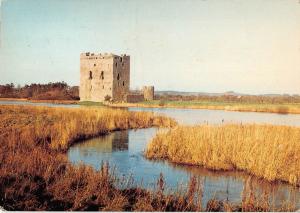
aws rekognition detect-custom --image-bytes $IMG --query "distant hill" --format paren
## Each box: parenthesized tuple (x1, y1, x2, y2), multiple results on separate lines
(155, 90, 299, 97)
(155, 90, 245, 96)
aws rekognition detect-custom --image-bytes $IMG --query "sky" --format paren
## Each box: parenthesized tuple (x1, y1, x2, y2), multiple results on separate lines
(0, 0, 300, 94)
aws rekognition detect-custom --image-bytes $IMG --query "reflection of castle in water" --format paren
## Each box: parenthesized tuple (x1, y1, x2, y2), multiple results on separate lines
(111, 131, 129, 151)
(76, 130, 129, 155)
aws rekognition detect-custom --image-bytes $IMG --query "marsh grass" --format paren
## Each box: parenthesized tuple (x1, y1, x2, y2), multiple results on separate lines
(0, 105, 176, 151)
(145, 124, 300, 186)
(0, 105, 191, 211)
(78, 101, 105, 106)
(107, 100, 300, 114)
(0, 97, 78, 104)
(0, 105, 297, 211)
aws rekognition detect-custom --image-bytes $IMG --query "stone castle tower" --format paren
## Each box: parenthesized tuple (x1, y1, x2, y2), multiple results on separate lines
(142, 86, 154, 101)
(80, 52, 130, 102)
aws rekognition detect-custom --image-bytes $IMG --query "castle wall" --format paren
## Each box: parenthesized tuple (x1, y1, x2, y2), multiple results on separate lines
(80, 53, 130, 102)
(112, 55, 130, 101)
(125, 94, 144, 103)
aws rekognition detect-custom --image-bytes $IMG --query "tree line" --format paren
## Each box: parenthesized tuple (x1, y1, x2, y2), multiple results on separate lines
(0, 82, 79, 100)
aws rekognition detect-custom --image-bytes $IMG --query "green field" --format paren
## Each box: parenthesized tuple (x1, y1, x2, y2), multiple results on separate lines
(110, 100, 300, 114)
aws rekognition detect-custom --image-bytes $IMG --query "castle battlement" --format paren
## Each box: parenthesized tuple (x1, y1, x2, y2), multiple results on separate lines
(79, 52, 154, 103)
(80, 52, 129, 60)
(79, 52, 130, 102)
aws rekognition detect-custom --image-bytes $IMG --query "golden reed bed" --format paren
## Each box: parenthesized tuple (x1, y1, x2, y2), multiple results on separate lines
(145, 124, 300, 186)
(1, 105, 196, 211)
(0, 105, 297, 211)
(0, 105, 176, 151)
(107, 101, 300, 114)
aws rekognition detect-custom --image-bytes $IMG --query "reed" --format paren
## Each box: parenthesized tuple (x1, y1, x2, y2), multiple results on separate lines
(0, 105, 176, 151)
(0, 105, 297, 211)
(107, 101, 300, 114)
(145, 124, 300, 186)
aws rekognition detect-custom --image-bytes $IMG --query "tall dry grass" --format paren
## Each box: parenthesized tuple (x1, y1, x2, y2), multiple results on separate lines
(0, 105, 297, 211)
(1, 105, 197, 211)
(0, 105, 176, 151)
(107, 101, 300, 114)
(145, 124, 300, 186)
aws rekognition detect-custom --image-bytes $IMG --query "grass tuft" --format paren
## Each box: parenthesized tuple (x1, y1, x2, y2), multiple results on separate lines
(145, 124, 300, 186)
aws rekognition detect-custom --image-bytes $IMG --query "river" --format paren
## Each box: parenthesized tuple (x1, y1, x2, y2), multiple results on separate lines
(1, 100, 300, 208)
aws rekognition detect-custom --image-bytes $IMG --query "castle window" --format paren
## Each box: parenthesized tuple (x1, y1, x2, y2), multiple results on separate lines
(117, 73, 120, 80)
(89, 71, 93, 80)
(120, 58, 123, 62)
(100, 71, 104, 80)
(94, 63, 96, 66)
(122, 62, 124, 67)
(123, 81, 125, 86)
(115, 62, 118, 67)
(103, 86, 104, 89)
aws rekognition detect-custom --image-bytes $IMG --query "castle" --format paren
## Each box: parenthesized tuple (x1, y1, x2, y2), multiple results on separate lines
(80, 52, 154, 102)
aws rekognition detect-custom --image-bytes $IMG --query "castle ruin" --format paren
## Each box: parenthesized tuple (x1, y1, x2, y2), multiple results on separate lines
(80, 52, 130, 102)
(142, 86, 154, 101)
(80, 52, 154, 102)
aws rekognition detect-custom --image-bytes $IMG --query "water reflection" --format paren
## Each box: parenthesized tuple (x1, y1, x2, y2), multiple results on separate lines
(70, 131, 129, 158)
(169, 163, 300, 207)
(68, 128, 300, 208)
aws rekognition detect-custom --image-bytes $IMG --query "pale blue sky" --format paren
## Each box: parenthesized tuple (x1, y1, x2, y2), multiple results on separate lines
(1, 0, 300, 94)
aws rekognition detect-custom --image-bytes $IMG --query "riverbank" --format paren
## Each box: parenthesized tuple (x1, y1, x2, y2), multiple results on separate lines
(2, 98, 300, 114)
(107, 100, 300, 114)
(0, 98, 79, 105)
(0, 105, 296, 211)
(0, 105, 185, 211)
(0, 105, 176, 151)
(145, 124, 300, 186)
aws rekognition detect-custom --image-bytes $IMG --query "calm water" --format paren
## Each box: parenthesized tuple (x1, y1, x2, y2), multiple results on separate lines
(129, 107, 300, 126)
(68, 128, 300, 208)
(1, 100, 300, 207)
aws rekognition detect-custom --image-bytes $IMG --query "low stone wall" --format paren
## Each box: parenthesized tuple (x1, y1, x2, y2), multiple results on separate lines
(125, 94, 144, 103)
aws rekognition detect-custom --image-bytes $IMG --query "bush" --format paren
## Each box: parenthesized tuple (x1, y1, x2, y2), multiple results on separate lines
(158, 100, 165, 107)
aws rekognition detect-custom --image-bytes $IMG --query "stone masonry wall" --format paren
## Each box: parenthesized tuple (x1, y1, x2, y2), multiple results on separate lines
(125, 94, 144, 103)
(80, 53, 130, 102)
(112, 55, 130, 101)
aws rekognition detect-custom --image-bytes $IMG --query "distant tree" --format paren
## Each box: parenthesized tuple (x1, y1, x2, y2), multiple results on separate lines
(158, 100, 165, 107)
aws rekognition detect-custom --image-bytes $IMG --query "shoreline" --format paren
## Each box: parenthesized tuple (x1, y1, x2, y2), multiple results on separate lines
(1, 98, 300, 115)
(105, 101, 300, 114)
(145, 124, 300, 186)
(0, 98, 79, 105)
(0, 104, 297, 211)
